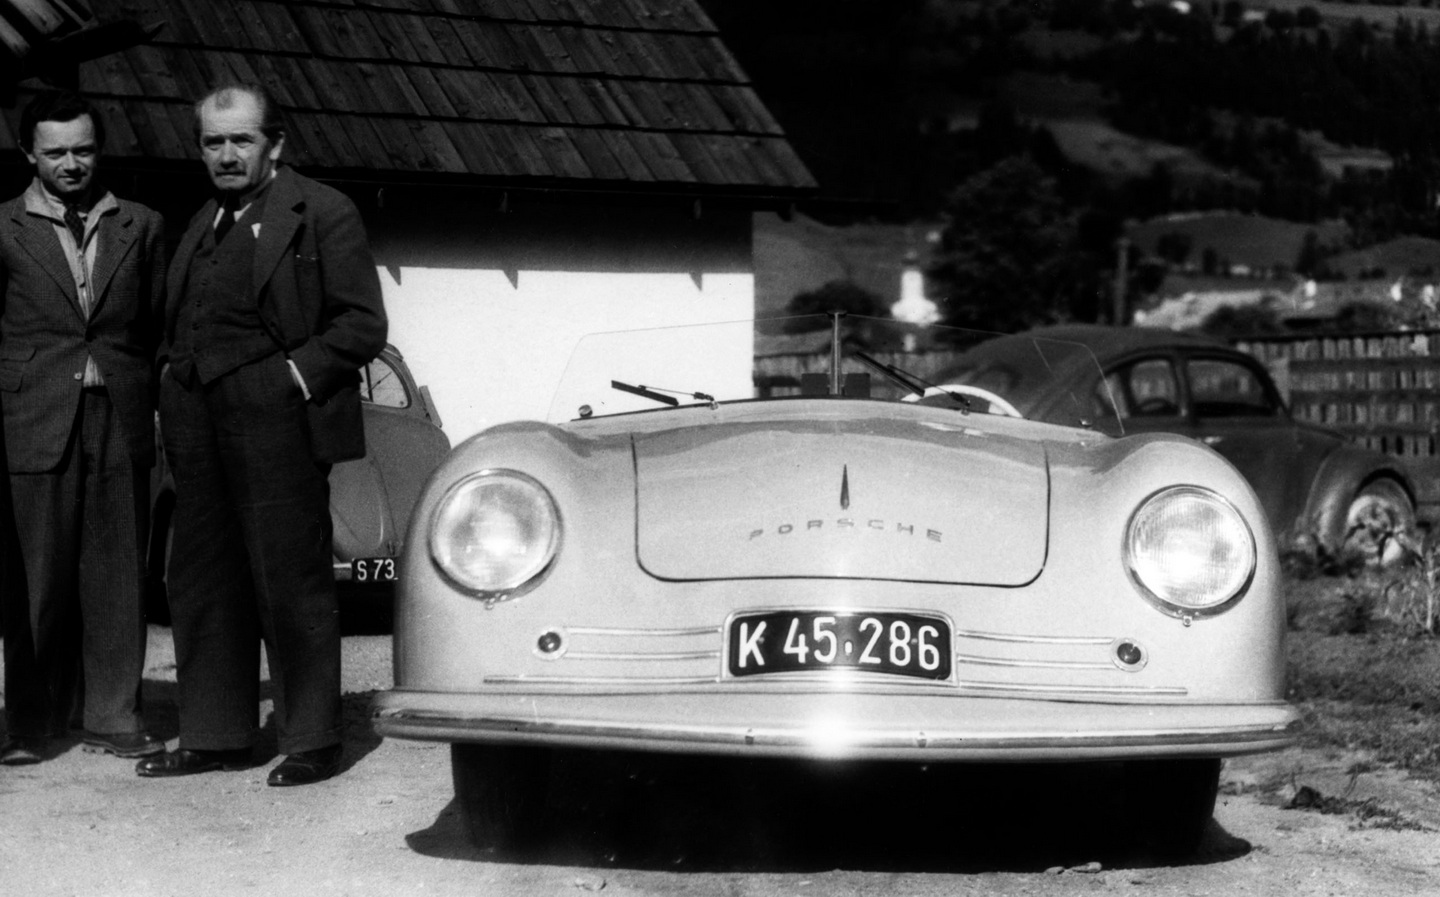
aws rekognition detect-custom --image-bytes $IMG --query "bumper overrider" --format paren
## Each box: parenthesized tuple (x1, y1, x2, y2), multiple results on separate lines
(372, 690, 1298, 761)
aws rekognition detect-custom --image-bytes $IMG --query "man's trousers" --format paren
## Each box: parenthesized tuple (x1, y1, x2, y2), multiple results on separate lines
(160, 352, 341, 755)
(3, 386, 148, 738)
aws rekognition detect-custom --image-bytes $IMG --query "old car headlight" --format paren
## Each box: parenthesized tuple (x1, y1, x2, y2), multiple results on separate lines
(429, 470, 560, 597)
(1125, 486, 1254, 618)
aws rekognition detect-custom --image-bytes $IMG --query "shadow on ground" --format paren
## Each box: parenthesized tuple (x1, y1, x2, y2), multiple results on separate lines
(404, 750, 1252, 873)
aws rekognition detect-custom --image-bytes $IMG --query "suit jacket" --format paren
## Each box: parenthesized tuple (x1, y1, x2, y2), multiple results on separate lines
(164, 167, 388, 463)
(0, 189, 166, 473)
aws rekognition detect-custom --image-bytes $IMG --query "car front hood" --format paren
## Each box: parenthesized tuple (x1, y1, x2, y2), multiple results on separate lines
(633, 417, 1049, 585)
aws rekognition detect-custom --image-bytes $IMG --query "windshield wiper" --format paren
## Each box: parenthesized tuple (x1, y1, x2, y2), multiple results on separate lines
(851, 350, 927, 397)
(850, 351, 971, 412)
(611, 380, 716, 408)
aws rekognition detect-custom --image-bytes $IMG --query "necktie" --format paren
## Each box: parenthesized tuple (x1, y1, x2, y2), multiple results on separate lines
(63, 204, 85, 247)
(215, 204, 236, 243)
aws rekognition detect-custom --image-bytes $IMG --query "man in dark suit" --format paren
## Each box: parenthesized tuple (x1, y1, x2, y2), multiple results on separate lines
(136, 83, 386, 786)
(0, 90, 166, 765)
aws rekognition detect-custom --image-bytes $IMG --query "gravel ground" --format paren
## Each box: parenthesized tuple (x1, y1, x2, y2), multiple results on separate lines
(2, 623, 1438, 897)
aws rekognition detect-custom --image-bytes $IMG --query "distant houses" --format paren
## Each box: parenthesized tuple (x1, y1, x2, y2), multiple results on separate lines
(1126, 210, 1440, 331)
(1134, 280, 1290, 330)
(1134, 275, 1438, 331)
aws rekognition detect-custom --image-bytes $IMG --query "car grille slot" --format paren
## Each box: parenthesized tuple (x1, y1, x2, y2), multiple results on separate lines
(950, 628, 1188, 698)
(486, 624, 725, 686)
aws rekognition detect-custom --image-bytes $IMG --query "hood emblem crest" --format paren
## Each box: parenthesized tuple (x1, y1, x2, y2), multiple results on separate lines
(840, 465, 850, 510)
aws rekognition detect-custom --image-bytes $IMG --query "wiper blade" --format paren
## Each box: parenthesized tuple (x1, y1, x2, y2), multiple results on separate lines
(850, 350, 928, 397)
(850, 350, 971, 412)
(611, 380, 715, 407)
(612, 380, 677, 406)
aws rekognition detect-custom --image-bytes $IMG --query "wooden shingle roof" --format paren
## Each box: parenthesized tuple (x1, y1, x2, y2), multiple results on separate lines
(3, 0, 815, 197)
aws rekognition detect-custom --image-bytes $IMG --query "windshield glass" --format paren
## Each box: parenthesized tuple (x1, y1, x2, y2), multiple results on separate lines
(547, 314, 1118, 431)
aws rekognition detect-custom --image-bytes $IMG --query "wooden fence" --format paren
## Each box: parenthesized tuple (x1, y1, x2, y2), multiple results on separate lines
(1233, 329, 1440, 505)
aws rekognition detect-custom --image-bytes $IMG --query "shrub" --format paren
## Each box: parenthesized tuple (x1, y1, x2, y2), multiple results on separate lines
(1379, 533, 1440, 637)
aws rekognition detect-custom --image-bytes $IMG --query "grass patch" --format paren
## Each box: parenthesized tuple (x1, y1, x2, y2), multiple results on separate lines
(1284, 569, 1440, 783)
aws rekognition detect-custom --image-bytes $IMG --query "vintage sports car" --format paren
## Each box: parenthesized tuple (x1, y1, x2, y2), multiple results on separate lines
(146, 344, 449, 618)
(372, 316, 1298, 857)
(932, 325, 1419, 566)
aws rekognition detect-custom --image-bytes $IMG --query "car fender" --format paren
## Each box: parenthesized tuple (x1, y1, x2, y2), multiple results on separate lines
(1299, 443, 1414, 550)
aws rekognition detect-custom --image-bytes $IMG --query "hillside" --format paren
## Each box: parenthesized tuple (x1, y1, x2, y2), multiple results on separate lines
(709, 0, 1440, 207)
(1255, 0, 1440, 32)
(1046, 119, 1240, 186)
(706, 0, 1440, 322)
(1327, 236, 1440, 280)
(1127, 213, 1350, 273)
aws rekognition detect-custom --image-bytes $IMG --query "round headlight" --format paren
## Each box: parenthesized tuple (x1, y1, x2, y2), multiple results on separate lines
(429, 470, 560, 597)
(1125, 486, 1255, 618)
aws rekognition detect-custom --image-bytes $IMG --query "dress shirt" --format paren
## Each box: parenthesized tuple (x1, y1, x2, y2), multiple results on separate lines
(23, 179, 119, 387)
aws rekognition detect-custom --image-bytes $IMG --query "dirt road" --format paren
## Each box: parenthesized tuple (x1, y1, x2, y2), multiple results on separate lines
(2, 626, 1437, 896)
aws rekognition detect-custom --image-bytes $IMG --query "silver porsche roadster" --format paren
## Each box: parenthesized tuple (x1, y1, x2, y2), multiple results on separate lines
(372, 315, 1298, 858)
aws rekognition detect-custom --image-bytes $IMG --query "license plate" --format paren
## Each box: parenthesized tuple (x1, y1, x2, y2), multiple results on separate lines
(352, 557, 398, 583)
(728, 611, 952, 680)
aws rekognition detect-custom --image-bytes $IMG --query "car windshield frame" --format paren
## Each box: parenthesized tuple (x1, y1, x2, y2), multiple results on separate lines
(546, 313, 1117, 430)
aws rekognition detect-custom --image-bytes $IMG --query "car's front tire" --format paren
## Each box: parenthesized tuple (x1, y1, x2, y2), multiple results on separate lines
(451, 743, 551, 855)
(1122, 758, 1220, 857)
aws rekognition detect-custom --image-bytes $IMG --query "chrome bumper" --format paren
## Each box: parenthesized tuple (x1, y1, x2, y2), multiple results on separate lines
(372, 689, 1299, 761)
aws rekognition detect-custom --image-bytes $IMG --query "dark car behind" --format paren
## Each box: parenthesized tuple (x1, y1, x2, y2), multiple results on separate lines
(936, 324, 1419, 565)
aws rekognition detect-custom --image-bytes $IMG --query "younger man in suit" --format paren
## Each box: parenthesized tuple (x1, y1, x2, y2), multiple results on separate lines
(0, 90, 167, 765)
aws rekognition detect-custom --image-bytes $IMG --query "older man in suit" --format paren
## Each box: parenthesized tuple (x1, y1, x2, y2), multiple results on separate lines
(136, 83, 387, 785)
(0, 90, 166, 765)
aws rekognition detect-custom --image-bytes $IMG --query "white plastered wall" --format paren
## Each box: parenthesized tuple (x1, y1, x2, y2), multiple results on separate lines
(379, 267, 756, 442)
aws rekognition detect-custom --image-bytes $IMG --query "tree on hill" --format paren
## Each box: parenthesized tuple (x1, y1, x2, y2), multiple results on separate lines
(783, 280, 891, 331)
(1334, 300, 1402, 332)
(1296, 229, 1324, 277)
(926, 156, 1083, 331)
(1157, 231, 1194, 267)
(1199, 300, 1286, 338)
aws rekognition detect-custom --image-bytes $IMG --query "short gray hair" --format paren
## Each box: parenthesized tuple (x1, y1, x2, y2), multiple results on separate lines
(194, 83, 285, 142)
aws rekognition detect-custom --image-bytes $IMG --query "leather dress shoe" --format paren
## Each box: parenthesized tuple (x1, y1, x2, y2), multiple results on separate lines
(82, 730, 165, 758)
(267, 744, 343, 787)
(1, 737, 43, 766)
(135, 747, 251, 777)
